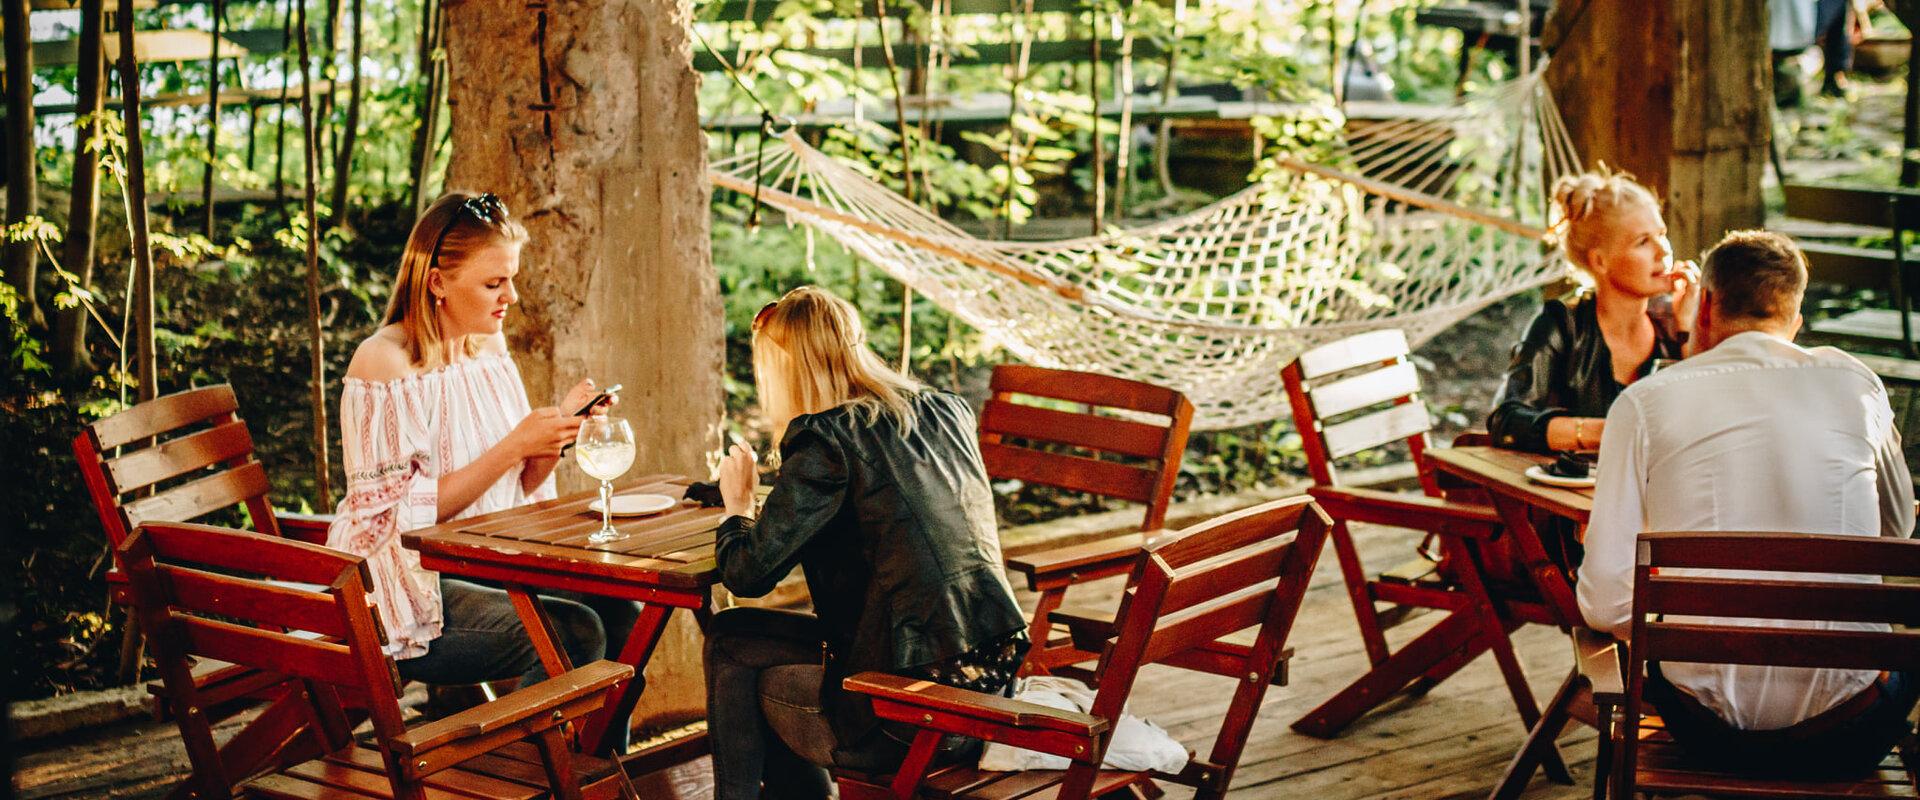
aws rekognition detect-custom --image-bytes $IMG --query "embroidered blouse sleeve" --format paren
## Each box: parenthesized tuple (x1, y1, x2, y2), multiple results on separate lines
(324, 379, 443, 657)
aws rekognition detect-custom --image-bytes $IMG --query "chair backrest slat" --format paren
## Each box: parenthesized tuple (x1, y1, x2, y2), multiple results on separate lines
(135, 520, 361, 586)
(1139, 583, 1275, 666)
(980, 399, 1169, 459)
(1295, 330, 1411, 380)
(105, 419, 256, 494)
(1322, 401, 1431, 459)
(1640, 531, 1920, 576)
(122, 462, 273, 530)
(981, 365, 1193, 531)
(90, 385, 239, 450)
(176, 614, 362, 684)
(158, 564, 353, 638)
(1638, 623, 1920, 672)
(1642, 574, 1920, 626)
(1308, 360, 1421, 419)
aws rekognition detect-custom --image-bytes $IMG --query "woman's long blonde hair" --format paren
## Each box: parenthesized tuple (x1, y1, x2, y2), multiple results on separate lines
(1547, 166, 1660, 276)
(384, 191, 529, 367)
(752, 286, 925, 443)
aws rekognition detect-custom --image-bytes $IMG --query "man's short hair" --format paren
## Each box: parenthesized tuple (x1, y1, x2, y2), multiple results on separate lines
(1702, 230, 1807, 322)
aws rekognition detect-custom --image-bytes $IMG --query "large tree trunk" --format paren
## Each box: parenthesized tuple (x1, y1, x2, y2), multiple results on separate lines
(443, 0, 722, 729)
(4, 0, 40, 319)
(1543, 0, 1770, 257)
(53, 0, 108, 374)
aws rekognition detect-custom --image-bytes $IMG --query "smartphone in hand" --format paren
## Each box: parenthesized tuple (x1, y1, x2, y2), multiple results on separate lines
(575, 384, 622, 417)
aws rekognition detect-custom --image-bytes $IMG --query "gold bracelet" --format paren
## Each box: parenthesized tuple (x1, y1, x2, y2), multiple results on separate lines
(1574, 418, 1586, 449)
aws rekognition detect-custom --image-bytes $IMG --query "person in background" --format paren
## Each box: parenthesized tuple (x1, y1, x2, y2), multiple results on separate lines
(327, 191, 636, 706)
(1579, 230, 1917, 776)
(706, 286, 1029, 800)
(1488, 168, 1700, 455)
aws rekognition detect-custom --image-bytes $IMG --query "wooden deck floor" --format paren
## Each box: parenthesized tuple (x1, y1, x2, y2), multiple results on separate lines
(12, 522, 1604, 800)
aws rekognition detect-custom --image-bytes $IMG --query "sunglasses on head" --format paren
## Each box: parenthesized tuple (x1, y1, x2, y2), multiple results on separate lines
(429, 193, 508, 270)
(752, 300, 779, 332)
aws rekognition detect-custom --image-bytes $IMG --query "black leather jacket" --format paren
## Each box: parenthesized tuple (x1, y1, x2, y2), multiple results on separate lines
(1488, 295, 1686, 453)
(715, 390, 1027, 743)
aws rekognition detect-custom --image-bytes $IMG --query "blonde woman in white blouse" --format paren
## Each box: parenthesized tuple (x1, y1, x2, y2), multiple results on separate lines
(326, 192, 634, 695)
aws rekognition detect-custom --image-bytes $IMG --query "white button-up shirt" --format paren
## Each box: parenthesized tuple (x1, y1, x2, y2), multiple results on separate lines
(1577, 331, 1913, 730)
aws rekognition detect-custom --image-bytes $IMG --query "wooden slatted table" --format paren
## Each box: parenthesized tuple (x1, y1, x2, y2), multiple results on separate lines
(402, 473, 723, 761)
(1424, 446, 1604, 800)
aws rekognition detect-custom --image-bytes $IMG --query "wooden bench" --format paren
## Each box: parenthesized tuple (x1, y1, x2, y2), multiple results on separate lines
(1783, 182, 1920, 358)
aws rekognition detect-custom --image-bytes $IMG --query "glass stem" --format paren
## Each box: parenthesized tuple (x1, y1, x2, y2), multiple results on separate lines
(599, 480, 614, 533)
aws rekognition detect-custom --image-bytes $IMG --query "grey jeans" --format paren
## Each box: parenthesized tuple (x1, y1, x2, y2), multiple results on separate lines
(395, 577, 607, 687)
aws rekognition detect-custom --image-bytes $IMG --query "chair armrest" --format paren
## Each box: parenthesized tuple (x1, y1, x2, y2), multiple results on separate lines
(1572, 628, 1624, 706)
(843, 672, 1109, 737)
(1004, 531, 1163, 590)
(274, 512, 335, 544)
(1308, 486, 1501, 536)
(393, 659, 632, 757)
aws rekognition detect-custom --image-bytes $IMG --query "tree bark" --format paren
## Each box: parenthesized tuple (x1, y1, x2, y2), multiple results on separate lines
(327, 0, 363, 228)
(53, 0, 108, 374)
(114, 0, 157, 405)
(296, 0, 335, 511)
(4, 0, 40, 317)
(1543, 0, 1770, 258)
(444, 0, 722, 726)
(201, 0, 222, 239)
(1897, 0, 1919, 186)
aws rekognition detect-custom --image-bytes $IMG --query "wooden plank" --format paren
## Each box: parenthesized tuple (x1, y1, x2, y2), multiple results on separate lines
(323, 744, 546, 799)
(33, 80, 333, 116)
(1783, 183, 1920, 229)
(691, 38, 1172, 73)
(989, 364, 1184, 417)
(980, 398, 1169, 460)
(1295, 330, 1410, 380)
(701, 0, 1086, 23)
(104, 419, 254, 494)
(1811, 308, 1920, 345)
(121, 461, 270, 527)
(157, 564, 349, 637)
(979, 441, 1157, 504)
(136, 520, 361, 586)
(176, 615, 362, 686)
(1641, 574, 1920, 625)
(23, 29, 254, 69)
(1641, 530, 1920, 576)
(1320, 401, 1430, 459)
(1801, 243, 1900, 290)
(1638, 623, 1920, 671)
(89, 384, 235, 449)
(405, 532, 711, 590)
(1308, 361, 1420, 419)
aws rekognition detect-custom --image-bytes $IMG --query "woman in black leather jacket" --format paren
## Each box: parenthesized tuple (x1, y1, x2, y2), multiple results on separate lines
(707, 286, 1030, 800)
(1489, 170, 1701, 453)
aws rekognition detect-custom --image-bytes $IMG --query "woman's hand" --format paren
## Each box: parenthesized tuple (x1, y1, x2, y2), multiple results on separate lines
(510, 407, 584, 460)
(558, 378, 618, 417)
(1667, 259, 1702, 333)
(718, 443, 759, 519)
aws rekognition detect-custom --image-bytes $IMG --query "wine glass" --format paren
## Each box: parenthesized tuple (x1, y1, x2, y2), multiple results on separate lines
(575, 416, 636, 544)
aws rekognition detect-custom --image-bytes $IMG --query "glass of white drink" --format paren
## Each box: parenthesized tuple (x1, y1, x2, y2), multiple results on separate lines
(575, 416, 636, 544)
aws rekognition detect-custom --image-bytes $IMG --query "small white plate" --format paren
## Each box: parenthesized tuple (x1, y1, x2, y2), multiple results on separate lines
(589, 493, 678, 516)
(1525, 465, 1596, 489)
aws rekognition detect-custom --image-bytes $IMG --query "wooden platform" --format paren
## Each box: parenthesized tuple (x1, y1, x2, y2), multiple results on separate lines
(12, 520, 1607, 800)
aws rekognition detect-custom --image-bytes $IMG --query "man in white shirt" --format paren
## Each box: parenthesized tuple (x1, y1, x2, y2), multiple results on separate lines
(1578, 230, 1918, 775)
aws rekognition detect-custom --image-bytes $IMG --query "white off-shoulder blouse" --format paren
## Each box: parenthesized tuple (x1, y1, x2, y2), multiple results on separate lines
(325, 351, 556, 658)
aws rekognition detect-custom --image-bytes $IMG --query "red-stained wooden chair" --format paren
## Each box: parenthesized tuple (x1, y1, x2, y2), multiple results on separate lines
(1586, 531, 1920, 799)
(1279, 330, 1561, 756)
(834, 495, 1331, 800)
(984, 365, 1195, 676)
(72, 384, 337, 794)
(121, 521, 640, 800)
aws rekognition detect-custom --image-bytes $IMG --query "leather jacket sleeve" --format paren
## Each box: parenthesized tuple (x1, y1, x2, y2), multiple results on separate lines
(1488, 301, 1574, 453)
(715, 424, 849, 598)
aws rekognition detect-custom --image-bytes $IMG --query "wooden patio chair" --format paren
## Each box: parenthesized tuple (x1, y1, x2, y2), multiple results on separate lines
(985, 365, 1195, 676)
(834, 495, 1331, 800)
(121, 521, 640, 800)
(1583, 531, 1920, 799)
(1279, 330, 1559, 756)
(72, 384, 338, 794)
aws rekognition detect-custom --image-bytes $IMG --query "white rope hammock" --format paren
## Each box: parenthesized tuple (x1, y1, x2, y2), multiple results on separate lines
(709, 71, 1580, 430)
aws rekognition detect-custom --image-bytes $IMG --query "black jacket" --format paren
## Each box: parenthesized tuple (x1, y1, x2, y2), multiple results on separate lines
(715, 390, 1027, 743)
(1488, 295, 1686, 453)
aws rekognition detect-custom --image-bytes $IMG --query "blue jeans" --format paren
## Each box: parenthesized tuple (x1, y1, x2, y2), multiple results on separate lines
(396, 578, 608, 688)
(1646, 664, 1919, 778)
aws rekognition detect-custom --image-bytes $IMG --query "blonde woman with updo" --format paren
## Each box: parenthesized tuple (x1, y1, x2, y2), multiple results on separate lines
(706, 286, 1029, 800)
(326, 192, 636, 701)
(1488, 169, 1703, 454)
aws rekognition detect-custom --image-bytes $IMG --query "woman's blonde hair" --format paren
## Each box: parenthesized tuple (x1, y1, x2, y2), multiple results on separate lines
(751, 286, 925, 443)
(1547, 166, 1660, 274)
(383, 191, 530, 367)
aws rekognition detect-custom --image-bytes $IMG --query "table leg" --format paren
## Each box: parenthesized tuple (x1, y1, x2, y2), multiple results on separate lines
(1478, 497, 1576, 785)
(1489, 667, 1581, 800)
(1291, 607, 1486, 737)
(506, 584, 577, 679)
(585, 602, 676, 756)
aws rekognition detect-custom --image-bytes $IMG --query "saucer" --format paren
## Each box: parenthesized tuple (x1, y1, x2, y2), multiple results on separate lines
(588, 493, 677, 516)
(1524, 465, 1596, 489)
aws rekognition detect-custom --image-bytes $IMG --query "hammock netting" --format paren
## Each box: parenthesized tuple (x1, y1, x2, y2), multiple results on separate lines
(709, 71, 1581, 430)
